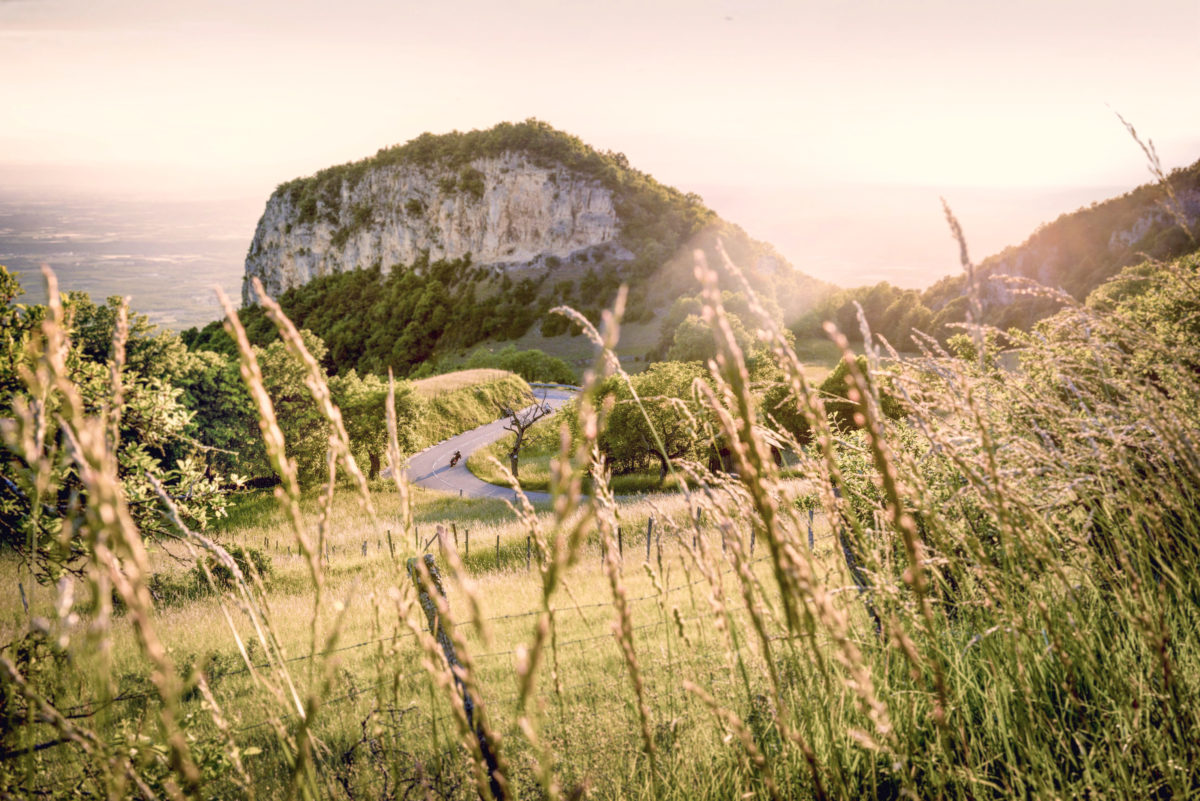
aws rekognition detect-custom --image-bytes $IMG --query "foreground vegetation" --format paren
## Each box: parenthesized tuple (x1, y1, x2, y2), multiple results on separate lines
(3, 218, 1200, 800)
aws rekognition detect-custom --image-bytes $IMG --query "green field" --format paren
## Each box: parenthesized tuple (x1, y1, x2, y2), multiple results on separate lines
(4, 251, 1200, 800)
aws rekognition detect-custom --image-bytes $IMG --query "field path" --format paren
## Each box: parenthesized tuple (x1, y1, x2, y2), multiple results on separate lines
(406, 387, 576, 503)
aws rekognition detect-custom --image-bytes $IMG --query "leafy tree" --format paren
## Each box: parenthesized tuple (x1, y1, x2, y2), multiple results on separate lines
(174, 349, 266, 478)
(667, 313, 754, 364)
(330, 369, 420, 479)
(1, 271, 232, 580)
(0, 266, 44, 415)
(462, 344, 576, 384)
(596, 362, 708, 482)
(255, 330, 331, 482)
(64, 291, 192, 382)
(763, 354, 904, 444)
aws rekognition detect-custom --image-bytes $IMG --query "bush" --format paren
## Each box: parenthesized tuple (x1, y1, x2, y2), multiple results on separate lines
(189, 545, 273, 591)
(462, 344, 576, 384)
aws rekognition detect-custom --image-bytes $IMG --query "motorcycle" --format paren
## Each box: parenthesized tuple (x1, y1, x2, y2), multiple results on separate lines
(449, 450, 462, 468)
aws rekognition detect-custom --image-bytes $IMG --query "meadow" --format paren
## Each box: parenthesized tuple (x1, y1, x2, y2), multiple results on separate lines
(3, 236, 1200, 801)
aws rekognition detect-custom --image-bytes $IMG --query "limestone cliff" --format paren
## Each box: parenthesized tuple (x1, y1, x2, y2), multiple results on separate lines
(244, 151, 623, 304)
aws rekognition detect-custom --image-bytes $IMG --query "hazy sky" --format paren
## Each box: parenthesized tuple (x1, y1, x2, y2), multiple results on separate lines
(4, 0, 1199, 285)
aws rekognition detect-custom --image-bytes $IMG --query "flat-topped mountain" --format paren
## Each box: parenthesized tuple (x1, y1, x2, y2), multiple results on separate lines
(245, 147, 627, 304)
(231, 120, 830, 374)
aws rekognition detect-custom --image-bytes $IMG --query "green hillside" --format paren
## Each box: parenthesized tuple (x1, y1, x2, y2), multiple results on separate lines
(794, 158, 1200, 349)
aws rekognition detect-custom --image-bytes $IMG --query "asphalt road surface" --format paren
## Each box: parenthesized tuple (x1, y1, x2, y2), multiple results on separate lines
(406, 388, 576, 503)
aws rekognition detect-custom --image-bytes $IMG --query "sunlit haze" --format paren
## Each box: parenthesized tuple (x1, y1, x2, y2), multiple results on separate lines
(4, 0, 1199, 291)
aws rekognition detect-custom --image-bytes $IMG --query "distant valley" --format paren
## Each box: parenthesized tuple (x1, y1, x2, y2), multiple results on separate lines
(0, 191, 259, 330)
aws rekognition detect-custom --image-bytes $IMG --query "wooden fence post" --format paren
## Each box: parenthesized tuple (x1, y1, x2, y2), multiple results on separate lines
(526, 536, 531, 571)
(452, 523, 459, 549)
(362, 540, 367, 557)
(496, 535, 500, 567)
(406, 555, 504, 799)
(618, 527, 623, 560)
(645, 517, 653, 562)
(386, 530, 395, 561)
(808, 508, 814, 549)
(465, 529, 470, 560)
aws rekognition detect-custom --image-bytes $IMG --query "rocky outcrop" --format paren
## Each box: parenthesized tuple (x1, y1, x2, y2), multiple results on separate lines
(244, 152, 622, 304)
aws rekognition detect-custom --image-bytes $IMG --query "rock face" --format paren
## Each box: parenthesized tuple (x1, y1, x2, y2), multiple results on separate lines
(244, 152, 622, 304)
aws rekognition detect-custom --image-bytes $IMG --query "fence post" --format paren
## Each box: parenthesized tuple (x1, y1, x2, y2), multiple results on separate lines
(526, 536, 531, 571)
(808, 508, 814, 549)
(362, 540, 367, 557)
(465, 529, 470, 560)
(406, 554, 503, 799)
(618, 527, 623, 560)
(496, 535, 500, 567)
(386, 530, 395, 561)
(452, 523, 459, 549)
(750, 528, 755, 556)
(645, 517, 653, 562)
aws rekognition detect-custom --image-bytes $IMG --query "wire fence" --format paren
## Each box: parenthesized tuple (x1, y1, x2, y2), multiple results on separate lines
(61, 528, 839, 725)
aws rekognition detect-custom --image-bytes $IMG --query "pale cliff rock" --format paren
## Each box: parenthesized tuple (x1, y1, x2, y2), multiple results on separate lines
(244, 152, 623, 304)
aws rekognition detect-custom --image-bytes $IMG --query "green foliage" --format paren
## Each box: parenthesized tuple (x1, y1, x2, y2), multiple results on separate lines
(189, 545, 273, 591)
(0, 266, 45, 415)
(0, 272, 233, 580)
(594, 361, 709, 480)
(194, 258, 562, 379)
(458, 166, 485, 200)
(666, 313, 755, 366)
(329, 369, 420, 478)
(791, 282, 935, 349)
(763, 354, 904, 444)
(460, 344, 576, 384)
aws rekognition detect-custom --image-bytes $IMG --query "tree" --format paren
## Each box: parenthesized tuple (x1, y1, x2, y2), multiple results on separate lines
(598, 362, 707, 482)
(1, 271, 232, 580)
(495, 391, 555, 478)
(330, 369, 420, 479)
(256, 330, 331, 482)
(174, 349, 266, 478)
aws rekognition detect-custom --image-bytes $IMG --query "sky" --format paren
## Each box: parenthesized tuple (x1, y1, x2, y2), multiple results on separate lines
(3, 0, 1199, 287)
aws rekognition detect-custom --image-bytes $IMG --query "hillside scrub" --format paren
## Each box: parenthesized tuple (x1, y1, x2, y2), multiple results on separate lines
(3, 244, 1200, 800)
(411, 344, 577, 385)
(408, 369, 532, 451)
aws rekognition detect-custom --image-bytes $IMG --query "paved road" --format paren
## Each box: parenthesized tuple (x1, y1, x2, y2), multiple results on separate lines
(406, 388, 576, 503)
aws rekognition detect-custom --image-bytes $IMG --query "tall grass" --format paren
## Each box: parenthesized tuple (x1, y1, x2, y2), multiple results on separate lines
(3, 224, 1200, 800)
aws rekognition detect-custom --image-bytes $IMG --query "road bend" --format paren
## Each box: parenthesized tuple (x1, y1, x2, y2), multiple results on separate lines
(405, 388, 575, 503)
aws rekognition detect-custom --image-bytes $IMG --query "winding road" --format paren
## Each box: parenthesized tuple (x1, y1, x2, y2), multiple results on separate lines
(406, 388, 576, 503)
